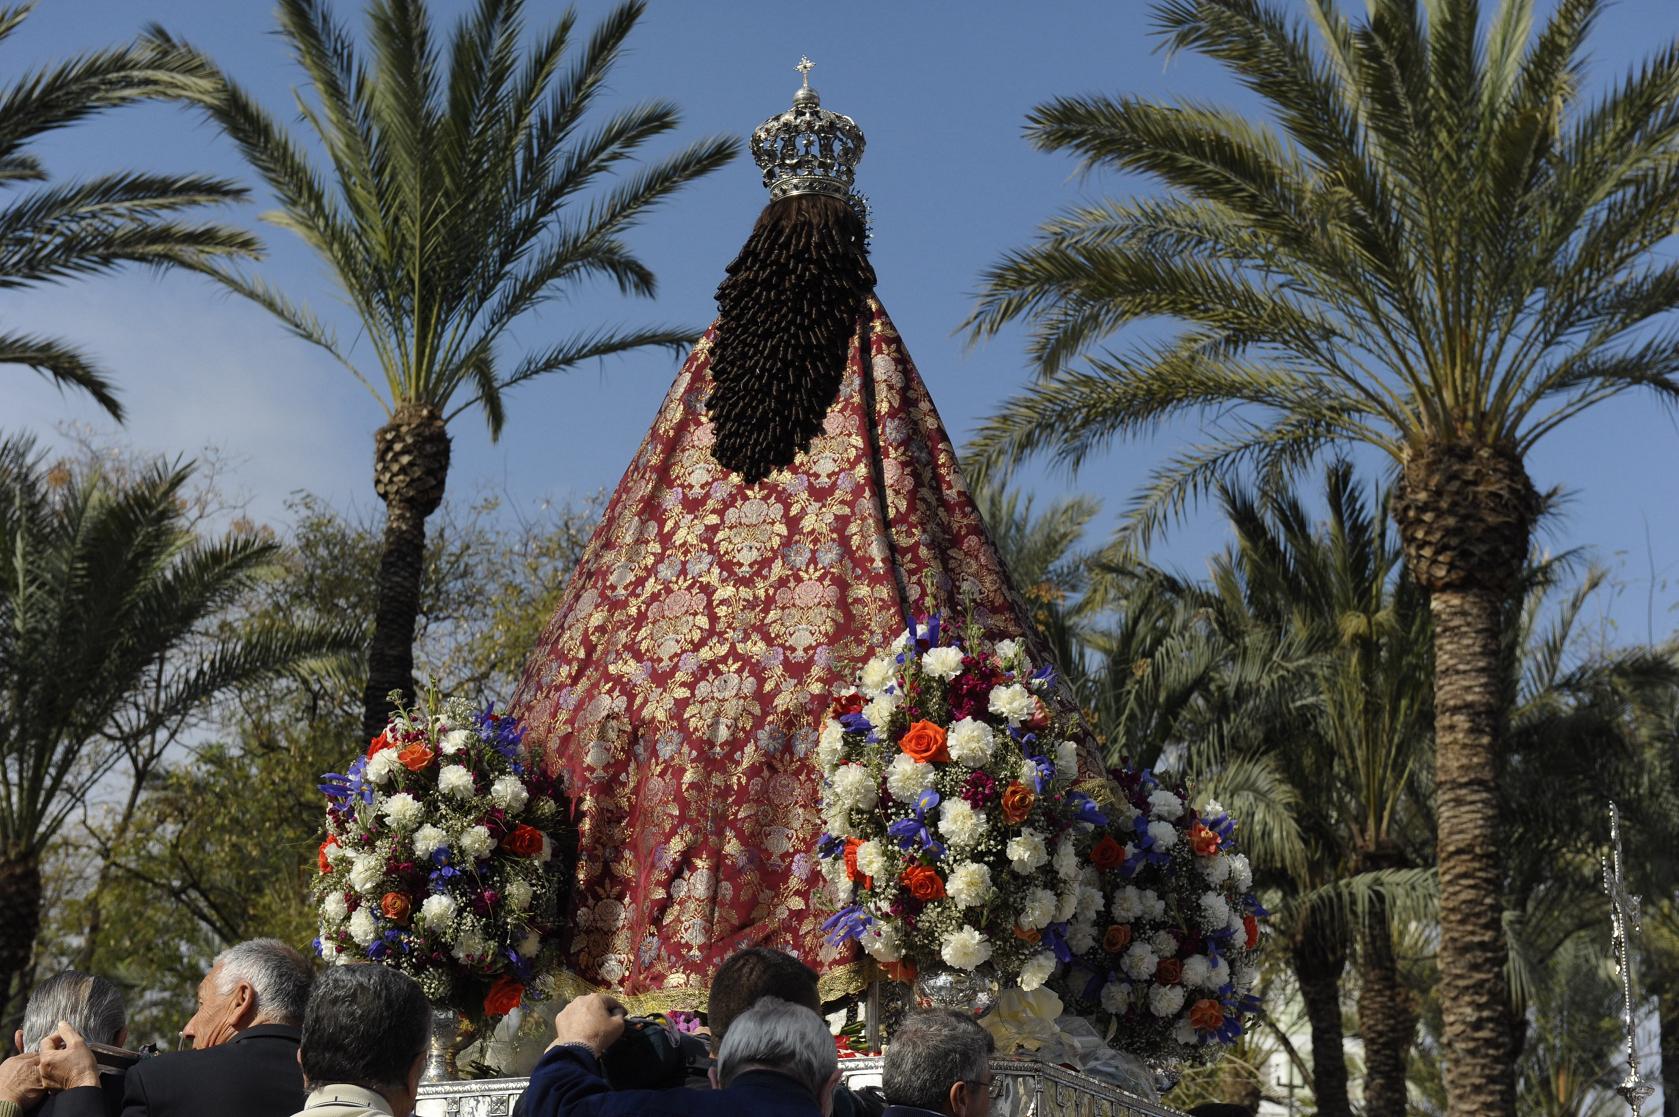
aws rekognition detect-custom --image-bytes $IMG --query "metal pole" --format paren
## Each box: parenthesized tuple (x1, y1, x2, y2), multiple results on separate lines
(1604, 801, 1656, 1116)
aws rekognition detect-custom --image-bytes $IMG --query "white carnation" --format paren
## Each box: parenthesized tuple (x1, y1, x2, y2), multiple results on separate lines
(321, 892, 348, 922)
(1151, 930, 1179, 956)
(490, 775, 529, 812)
(1099, 980, 1131, 1014)
(994, 638, 1022, 662)
(988, 683, 1033, 723)
(1017, 887, 1058, 931)
(365, 749, 403, 785)
(1207, 957, 1231, 990)
(861, 922, 902, 962)
(505, 879, 533, 912)
(1111, 885, 1143, 923)
(1141, 888, 1167, 920)
(1055, 885, 1079, 923)
(1077, 884, 1106, 921)
(1146, 819, 1179, 852)
(411, 824, 448, 858)
(348, 907, 378, 946)
(319, 938, 340, 963)
(863, 692, 900, 730)
(885, 753, 936, 802)
(1055, 740, 1080, 780)
(859, 655, 898, 698)
(921, 645, 965, 680)
(1068, 916, 1098, 954)
(1172, 1018, 1197, 1046)
(451, 929, 486, 962)
(855, 840, 888, 881)
(1200, 853, 1232, 886)
(829, 764, 879, 813)
(945, 718, 995, 767)
(1148, 789, 1184, 821)
(349, 855, 386, 896)
(940, 926, 993, 971)
(518, 929, 542, 958)
(938, 798, 987, 848)
(946, 862, 993, 908)
(1018, 951, 1057, 992)
(1053, 833, 1080, 881)
(1199, 892, 1232, 930)
(1149, 984, 1187, 1018)
(438, 765, 475, 799)
(1180, 955, 1212, 989)
(459, 825, 495, 861)
(1121, 943, 1159, 981)
(1007, 829, 1049, 875)
(1230, 852, 1253, 891)
(439, 729, 474, 755)
(817, 720, 846, 771)
(419, 893, 457, 931)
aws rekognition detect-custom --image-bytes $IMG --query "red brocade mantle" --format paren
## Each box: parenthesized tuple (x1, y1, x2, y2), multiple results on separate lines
(513, 298, 1041, 1005)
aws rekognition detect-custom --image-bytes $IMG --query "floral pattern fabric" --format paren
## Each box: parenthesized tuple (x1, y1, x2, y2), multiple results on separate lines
(513, 298, 1040, 1004)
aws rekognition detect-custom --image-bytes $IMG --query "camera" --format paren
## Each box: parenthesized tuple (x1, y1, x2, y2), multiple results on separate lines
(600, 1014, 712, 1091)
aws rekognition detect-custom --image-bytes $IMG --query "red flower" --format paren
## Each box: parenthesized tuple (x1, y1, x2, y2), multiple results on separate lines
(899, 721, 950, 764)
(1155, 957, 1182, 985)
(380, 892, 411, 923)
(397, 743, 435, 771)
(1243, 913, 1260, 950)
(484, 975, 524, 1017)
(1102, 924, 1132, 954)
(843, 838, 872, 887)
(318, 835, 338, 874)
(901, 865, 946, 902)
(831, 693, 865, 718)
(367, 731, 399, 757)
(500, 824, 545, 857)
(1189, 998, 1225, 1032)
(1091, 835, 1125, 870)
(1188, 822, 1221, 857)
(1000, 781, 1036, 825)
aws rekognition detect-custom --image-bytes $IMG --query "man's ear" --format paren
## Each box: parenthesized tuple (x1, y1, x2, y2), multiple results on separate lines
(12, 1029, 21, 1054)
(230, 982, 258, 1028)
(114, 1027, 129, 1049)
(708, 1066, 721, 1090)
(949, 1079, 968, 1116)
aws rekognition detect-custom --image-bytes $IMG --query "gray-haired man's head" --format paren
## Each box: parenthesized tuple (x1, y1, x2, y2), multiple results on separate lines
(882, 1010, 995, 1117)
(714, 996, 840, 1107)
(182, 938, 314, 1050)
(17, 972, 126, 1053)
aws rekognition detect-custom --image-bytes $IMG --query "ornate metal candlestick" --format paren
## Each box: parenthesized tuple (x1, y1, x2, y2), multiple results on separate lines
(1604, 801, 1656, 1116)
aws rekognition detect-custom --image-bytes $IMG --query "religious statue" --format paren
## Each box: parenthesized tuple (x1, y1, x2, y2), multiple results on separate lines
(513, 60, 1046, 1008)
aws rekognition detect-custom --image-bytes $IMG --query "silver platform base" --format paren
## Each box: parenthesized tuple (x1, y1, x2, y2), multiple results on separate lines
(415, 1053, 1188, 1117)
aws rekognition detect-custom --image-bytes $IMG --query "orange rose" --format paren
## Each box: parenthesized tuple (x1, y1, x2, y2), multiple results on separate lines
(1102, 924, 1133, 954)
(367, 730, 398, 757)
(484, 974, 524, 1017)
(1188, 822, 1221, 857)
(901, 864, 946, 902)
(899, 720, 950, 764)
(397, 742, 435, 771)
(318, 835, 338, 874)
(843, 838, 872, 887)
(882, 958, 918, 985)
(1000, 781, 1036, 825)
(1091, 834, 1125, 870)
(1189, 998, 1225, 1032)
(1243, 913, 1260, 950)
(380, 891, 411, 923)
(1155, 957, 1183, 985)
(500, 824, 545, 857)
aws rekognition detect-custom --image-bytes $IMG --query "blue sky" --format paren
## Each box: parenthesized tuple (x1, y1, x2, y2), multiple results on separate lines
(6, 0, 1679, 644)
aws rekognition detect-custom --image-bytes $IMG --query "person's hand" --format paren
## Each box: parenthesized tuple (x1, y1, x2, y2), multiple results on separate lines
(549, 994, 627, 1056)
(0, 1052, 44, 1108)
(38, 1022, 101, 1092)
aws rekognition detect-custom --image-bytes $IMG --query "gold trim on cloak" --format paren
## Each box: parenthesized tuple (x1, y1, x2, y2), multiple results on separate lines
(548, 959, 875, 1016)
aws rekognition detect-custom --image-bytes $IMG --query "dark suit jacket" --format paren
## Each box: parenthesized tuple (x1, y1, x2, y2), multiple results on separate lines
(521, 1047, 822, 1117)
(119, 1025, 303, 1117)
(37, 1075, 124, 1117)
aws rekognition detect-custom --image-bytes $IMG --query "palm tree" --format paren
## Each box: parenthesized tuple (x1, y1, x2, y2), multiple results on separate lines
(0, 436, 350, 1011)
(0, 6, 258, 416)
(965, 3, 1679, 1110)
(153, 0, 736, 740)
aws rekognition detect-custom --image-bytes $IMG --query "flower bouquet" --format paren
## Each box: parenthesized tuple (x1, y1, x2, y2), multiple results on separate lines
(816, 618, 1106, 994)
(313, 692, 570, 1023)
(1053, 767, 1264, 1065)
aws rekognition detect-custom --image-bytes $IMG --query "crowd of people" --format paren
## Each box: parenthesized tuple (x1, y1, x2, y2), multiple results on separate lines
(0, 942, 1009, 1117)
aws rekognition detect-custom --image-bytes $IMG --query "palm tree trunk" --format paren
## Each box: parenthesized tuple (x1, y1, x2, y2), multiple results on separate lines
(361, 405, 450, 741)
(1292, 918, 1352, 1117)
(1431, 587, 1516, 1116)
(1359, 895, 1417, 1117)
(0, 845, 42, 1018)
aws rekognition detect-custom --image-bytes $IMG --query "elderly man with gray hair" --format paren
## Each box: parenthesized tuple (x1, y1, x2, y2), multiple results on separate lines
(120, 938, 314, 1117)
(881, 1011, 994, 1117)
(0, 971, 129, 1117)
(522, 993, 842, 1116)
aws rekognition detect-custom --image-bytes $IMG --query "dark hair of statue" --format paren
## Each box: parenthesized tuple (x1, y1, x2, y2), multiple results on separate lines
(706, 192, 876, 482)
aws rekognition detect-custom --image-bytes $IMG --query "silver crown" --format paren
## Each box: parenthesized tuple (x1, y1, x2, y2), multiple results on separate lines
(751, 58, 865, 204)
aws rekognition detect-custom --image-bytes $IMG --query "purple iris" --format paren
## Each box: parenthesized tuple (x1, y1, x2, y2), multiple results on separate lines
(1031, 663, 1056, 687)
(319, 755, 375, 804)
(818, 834, 847, 860)
(1068, 792, 1108, 827)
(838, 712, 873, 736)
(887, 789, 945, 857)
(474, 702, 527, 759)
(821, 905, 872, 946)
(1131, 815, 1173, 866)
(1041, 922, 1073, 963)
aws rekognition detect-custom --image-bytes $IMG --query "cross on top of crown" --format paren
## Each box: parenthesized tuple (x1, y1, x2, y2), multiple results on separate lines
(796, 57, 815, 88)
